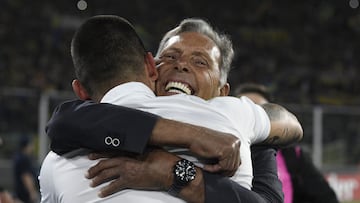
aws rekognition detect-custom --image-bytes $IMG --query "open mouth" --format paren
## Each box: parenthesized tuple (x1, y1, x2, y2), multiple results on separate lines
(165, 81, 194, 95)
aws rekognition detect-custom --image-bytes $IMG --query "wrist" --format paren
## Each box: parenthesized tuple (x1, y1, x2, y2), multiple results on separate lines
(167, 159, 204, 203)
(179, 168, 204, 203)
(168, 159, 196, 196)
(145, 148, 180, 191)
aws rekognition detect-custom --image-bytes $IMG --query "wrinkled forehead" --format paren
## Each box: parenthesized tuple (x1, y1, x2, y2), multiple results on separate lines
(161, 32, 220, 58)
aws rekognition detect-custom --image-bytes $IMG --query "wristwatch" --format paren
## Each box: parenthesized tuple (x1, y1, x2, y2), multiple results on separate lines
(168, 159, 197, 197)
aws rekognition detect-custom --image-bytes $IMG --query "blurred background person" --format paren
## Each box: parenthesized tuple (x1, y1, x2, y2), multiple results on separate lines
(12, 135, 40, 203)
(235, 83, 339, 203)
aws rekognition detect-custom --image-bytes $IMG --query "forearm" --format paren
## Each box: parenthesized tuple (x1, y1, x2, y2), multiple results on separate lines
(163, 165, 205, 203)
(146, 149, 205, 203)
(48, 100, 240, 175)
(88, 147, 277, 203)
(149, 118, 214, 148)
(158, 148, 282, 203)
(262, 103, 303, 147)
(159, 153, 266, 203)
(48, 100, 209, 155)
(177, 168, 205, 203)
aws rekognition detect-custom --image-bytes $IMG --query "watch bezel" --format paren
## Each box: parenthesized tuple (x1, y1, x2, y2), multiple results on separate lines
(168, 159, 197, 196)
(174, 159, 196, 184)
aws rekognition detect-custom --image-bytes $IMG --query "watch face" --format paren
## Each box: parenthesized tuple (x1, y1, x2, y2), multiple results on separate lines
(174, 159, 196, 183)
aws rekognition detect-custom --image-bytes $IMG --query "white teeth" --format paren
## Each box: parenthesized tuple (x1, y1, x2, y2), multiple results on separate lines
(165, 81, 192, 95)
(168, 89, 186, 94)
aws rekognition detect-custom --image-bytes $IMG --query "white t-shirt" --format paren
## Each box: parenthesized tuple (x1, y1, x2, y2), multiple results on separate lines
(40, 82, 270, 203)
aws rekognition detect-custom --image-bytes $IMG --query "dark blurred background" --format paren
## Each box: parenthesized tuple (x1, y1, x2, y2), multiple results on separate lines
(1, 0, 360, 202)
(0, 0, 359, 104)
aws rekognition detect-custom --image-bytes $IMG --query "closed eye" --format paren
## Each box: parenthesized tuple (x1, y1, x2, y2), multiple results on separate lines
(192, 56, 208, 67)
(160, 53, 177, 61)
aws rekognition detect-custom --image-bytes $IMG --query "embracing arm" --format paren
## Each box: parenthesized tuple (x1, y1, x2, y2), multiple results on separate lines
(87, 148, 276, 203)
(261, 103, 303, 147)
(47, 99, 240, 173)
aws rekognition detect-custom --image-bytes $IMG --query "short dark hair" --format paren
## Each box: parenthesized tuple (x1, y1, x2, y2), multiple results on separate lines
(71, 15, 146, 97)
(234, 83, 273, 102)
(156, 18, 234, 86)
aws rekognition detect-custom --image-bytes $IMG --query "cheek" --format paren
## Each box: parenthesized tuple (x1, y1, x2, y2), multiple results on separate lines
(197, 70, 221, 92)
(156, 66, 169, 81)
(206, 70, 221, 86)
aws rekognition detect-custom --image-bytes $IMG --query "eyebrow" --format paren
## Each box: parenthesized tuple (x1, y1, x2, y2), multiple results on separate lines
(162, 47, 182, 54)
(192, 51, 212, 63)
(162, 48, 212, 63)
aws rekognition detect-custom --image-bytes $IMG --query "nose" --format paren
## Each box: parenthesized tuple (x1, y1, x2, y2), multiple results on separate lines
(174, 61, 190, 72)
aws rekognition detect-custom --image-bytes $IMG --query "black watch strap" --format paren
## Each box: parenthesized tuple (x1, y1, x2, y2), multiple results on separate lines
(167, 159, 196, 197)
(168, 182, 184, 197)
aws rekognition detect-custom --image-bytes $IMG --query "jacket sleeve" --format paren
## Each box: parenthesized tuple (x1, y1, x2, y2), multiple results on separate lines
(203, 172, 267, 203)
(46, 100, 159, 155)
(203, 146, 283, 203)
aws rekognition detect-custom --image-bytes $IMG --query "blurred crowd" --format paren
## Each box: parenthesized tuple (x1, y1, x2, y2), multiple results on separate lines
(0, 0, 359, 105)
(0, 1, 359, 200)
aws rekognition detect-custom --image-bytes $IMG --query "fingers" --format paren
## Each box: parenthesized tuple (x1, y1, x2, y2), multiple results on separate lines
(217, 138, 241, 176)
(86, 158, 120, 179)
(203, 152, 241, 177)
(203, 163, 237, 177)
(202, 164, 222, 172)
(90, 166, 120, 187)
(218, 160, 237, 177)
(98, 178, 127, 198)
(215, 147, 241, 176)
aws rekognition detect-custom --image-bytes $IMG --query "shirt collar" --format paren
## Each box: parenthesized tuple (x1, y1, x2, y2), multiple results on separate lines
(100, 82, 155, 103)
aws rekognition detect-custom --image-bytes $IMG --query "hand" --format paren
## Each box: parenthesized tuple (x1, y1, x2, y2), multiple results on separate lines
(151, 119, 241, 177)
(86, 149, 178, 198)
(188, 128, 241, 176)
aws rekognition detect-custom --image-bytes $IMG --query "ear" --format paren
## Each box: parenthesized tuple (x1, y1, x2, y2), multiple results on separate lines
(72, 79, 91, 100)
(144, 52, 158, 81)
(220, 83, 230, 96)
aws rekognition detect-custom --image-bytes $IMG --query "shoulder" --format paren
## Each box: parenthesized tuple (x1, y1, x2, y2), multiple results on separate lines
(209, 95, 255, 108)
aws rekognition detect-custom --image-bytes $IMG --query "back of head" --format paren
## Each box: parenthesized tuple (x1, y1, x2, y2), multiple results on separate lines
(71, 15, 146, 98)
(155, 18, 234, 86)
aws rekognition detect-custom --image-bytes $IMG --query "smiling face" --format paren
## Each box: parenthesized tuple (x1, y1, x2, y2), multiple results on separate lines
(155, 32, 227, 100)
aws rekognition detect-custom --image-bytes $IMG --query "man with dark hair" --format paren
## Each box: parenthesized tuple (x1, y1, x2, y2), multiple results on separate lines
(40, 15, 302, 203)
(71, 15, 149, 102)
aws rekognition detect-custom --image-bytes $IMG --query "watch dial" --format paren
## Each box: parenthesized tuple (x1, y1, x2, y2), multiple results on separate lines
(175, 160, 196, 182)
